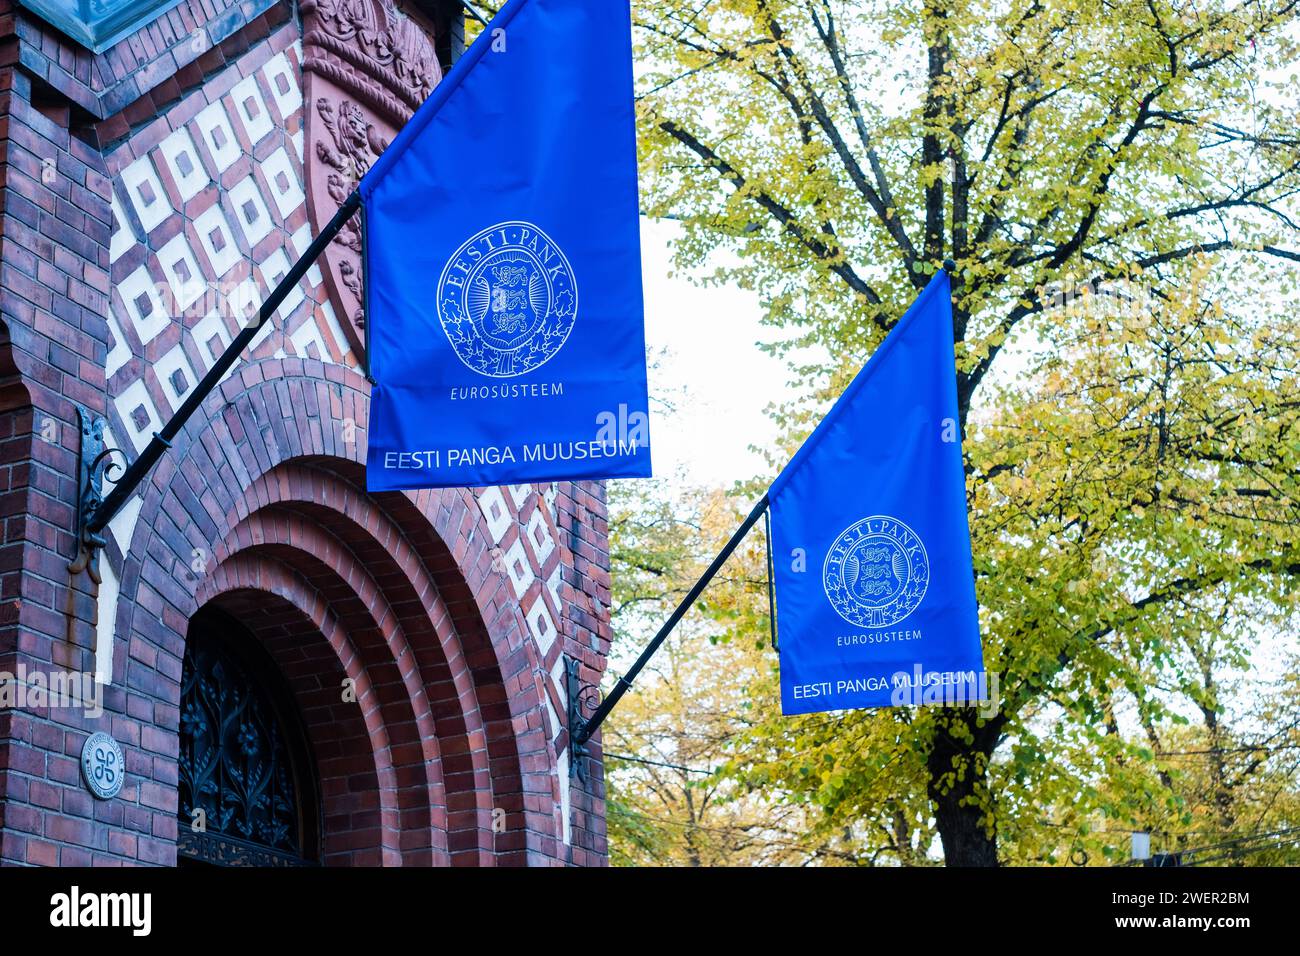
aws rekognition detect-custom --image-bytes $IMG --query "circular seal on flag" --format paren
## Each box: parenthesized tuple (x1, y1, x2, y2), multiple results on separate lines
(823, 516, 930, 628)
(437, 221, 578, 378)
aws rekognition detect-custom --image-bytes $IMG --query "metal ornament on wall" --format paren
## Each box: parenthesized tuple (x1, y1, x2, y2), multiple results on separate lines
(301, 0, 444, 361)
(81, 732, 126, 800)
(565, 656, 603, 782)
(68, 405, 128, 584)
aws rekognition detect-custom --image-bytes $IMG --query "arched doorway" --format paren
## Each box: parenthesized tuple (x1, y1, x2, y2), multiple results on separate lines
(177, 607, 322, 867)
(113, 365, 570, 864)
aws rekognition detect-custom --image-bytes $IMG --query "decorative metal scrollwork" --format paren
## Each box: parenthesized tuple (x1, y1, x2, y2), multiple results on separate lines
(179, 621, 313, 865)
(68, 405, 127, 583)
(566, 656, 603, 782)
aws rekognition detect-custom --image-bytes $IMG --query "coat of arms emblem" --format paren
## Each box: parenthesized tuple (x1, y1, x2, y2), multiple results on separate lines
(438, 221, 578, 377)
(303, 0, 442, 361)
(823, 516, 930, 628)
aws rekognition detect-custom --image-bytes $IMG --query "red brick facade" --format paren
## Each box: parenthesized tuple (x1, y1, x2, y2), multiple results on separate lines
(0, 0, 611, 866)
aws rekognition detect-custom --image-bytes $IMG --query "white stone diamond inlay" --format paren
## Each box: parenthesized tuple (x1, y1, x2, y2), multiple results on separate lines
(121, 156, 171, 233)
(526, 598, 558, 656)
(263, 52, 303, 123)
(114, 378, 162, 453)
(155, 343, 198, 409)
(118, 265, 169, 346)
(227, 175, 273, 247)
(195, 101, 241, 173)
(261, 147, 304, 219)
(503, 538, 535, 599)
(109, 194, 133, 263)
(191, 309, 234, 377)
(526, 507, 555, 565)
(156, 234, 205, 313)
(158, 126, 210, 203)
(192, 203, 241, 278)
(105, 308, 131, 379)
(230, 74, 274, 146)
(477, 487, 513, 544)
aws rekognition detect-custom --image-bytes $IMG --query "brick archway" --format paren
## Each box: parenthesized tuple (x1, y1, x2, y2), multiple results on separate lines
(112, 358, 560, 865)
(197, 546, 443, 865)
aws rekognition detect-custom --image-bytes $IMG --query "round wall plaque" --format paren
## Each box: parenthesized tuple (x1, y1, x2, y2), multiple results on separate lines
(81, 731, 125, 800)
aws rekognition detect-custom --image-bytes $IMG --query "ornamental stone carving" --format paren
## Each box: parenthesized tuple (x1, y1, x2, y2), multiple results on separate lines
(302, 0, 443, 357)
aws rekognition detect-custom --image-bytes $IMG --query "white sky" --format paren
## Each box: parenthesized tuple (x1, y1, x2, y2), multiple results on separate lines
(639, 217, 787, 488)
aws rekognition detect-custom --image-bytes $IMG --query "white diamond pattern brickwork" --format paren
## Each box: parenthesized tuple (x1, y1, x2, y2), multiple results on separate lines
(107, 42, 363, 477)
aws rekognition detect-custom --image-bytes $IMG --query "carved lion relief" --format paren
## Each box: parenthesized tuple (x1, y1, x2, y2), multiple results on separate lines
(302, 0, 443, 359)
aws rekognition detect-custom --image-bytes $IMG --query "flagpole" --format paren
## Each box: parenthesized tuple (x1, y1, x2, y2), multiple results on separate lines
(571, 492, 771, 748)
(461, 1, 489, 25)
(71, 191, 362, 572)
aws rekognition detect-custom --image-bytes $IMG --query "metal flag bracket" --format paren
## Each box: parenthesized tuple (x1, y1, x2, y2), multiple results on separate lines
(68, 405, 125, 584)
(565, 656, 602, 782)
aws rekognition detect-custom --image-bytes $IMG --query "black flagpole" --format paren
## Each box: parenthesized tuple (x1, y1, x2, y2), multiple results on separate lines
(70, 191, 362, 572)
(764, 506, 778, 649)
(571, 492, 771, 749)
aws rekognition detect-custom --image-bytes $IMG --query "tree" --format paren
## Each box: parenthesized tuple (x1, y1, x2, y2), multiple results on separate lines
(632, 0, 1300, 864)
(605, 482, 812, 866)
(1125, 650, 1300, 866)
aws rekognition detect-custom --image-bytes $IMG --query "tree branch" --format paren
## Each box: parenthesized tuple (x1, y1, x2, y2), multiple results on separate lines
(657, 118, 884, 307)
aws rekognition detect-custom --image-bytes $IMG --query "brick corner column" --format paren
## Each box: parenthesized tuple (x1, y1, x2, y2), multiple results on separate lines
(0, 49, 116, 866)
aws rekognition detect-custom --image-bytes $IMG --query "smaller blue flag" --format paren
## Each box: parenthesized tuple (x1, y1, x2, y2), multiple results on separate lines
(769, 271, 985, 715)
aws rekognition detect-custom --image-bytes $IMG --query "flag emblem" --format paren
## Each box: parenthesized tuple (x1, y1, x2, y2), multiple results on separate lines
(436, 220, 578, 378)
(822, 515, 931, 628)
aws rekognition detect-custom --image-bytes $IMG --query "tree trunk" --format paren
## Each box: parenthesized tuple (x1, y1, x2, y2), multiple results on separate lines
(929, 776, 999, 866)
(927, 717, 1000, 866)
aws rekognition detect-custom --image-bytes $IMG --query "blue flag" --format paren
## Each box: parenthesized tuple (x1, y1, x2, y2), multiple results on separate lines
(769, 272, 985, 714)
(360, 0, 652, 491)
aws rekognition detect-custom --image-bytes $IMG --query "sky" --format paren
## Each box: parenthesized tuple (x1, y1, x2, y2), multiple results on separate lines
(638, 217, 788, 489)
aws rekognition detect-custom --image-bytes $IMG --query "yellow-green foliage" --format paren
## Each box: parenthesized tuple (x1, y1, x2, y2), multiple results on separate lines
(612, 0, 1300, 865)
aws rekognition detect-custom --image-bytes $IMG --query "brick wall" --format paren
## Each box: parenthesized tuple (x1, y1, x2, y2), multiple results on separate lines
(0, 1, 611, 866)
(0, 10, 118, 864)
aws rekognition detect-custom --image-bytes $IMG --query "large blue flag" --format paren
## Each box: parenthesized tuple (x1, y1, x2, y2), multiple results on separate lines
(360, 0, 652, 491)
(769, 272, 984, 714)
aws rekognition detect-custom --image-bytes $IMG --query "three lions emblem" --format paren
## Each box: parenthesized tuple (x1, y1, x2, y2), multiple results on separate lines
(437, 221, 577, 377)
(823, 516, 930, 628)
